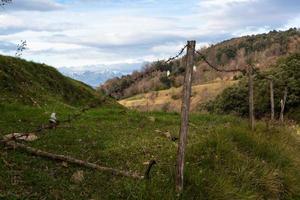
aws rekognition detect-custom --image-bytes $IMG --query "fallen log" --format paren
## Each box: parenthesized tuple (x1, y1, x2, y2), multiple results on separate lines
(3, 141, 144, 180)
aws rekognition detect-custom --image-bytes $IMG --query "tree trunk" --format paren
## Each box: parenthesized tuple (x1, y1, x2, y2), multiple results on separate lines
(3, 141, 144, 179)
(175, 41, 196, 193)
(280, 87, 288, 122)
(270, 80, 275, 121)
(248, 66, 255, 130)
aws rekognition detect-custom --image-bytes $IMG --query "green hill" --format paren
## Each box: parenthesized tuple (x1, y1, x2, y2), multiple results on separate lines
(0, 55, 106, 107)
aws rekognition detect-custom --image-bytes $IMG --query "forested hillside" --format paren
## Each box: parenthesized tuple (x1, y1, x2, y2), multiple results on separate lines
(101, 28, 300, 99)
(203, 53, 300, 121)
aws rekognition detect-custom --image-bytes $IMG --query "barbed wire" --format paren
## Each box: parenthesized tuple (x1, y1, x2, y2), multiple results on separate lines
(165, 44, 188, 63)
(195, 50, 246, 73)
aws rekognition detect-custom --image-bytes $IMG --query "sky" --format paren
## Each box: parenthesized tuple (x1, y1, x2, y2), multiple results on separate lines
(0, 0, 300, 71)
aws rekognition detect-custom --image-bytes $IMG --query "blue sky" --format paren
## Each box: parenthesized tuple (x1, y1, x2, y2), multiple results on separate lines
(0, 0, 299, 71)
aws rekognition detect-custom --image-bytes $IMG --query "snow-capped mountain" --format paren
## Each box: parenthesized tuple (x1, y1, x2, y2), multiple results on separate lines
(58, 63, 143, 87)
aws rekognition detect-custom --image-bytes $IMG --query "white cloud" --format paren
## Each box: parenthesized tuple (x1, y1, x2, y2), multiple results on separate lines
(7, 0, 64, 11)
(0, 0, 299, 70)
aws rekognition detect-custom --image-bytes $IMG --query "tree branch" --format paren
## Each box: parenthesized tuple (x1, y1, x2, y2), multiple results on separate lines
(2, 141, 144, 180)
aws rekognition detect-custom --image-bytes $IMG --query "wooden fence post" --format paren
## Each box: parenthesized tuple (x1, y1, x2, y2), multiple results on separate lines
(248, 66, 255, 130)
(270, 80, 275, 121)
(280, 86, 288, 122)
(175, 40, 196, 193)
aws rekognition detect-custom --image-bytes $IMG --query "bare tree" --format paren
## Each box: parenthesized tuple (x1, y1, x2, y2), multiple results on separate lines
(1, 0, 12, 7)
(15, 40, 27, 57)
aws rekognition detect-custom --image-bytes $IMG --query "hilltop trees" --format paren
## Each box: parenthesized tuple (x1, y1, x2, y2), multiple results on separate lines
(101, 29, 300, 100)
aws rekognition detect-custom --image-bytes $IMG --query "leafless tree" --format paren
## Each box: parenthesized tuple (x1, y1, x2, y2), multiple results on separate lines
(1, 0, 12, 7)
(15, 40, 27, 57)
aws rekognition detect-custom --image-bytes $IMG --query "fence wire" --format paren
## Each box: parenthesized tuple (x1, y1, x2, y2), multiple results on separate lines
(195, 50, 246, 73)
(165, 44, 187, 63)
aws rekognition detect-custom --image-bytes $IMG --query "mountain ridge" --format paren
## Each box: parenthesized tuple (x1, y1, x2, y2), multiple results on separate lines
(59, 62, 144, 87)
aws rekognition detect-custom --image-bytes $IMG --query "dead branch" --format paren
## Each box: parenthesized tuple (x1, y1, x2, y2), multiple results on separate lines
(144, 160, 156, 179)
(3, 141, 144, 180)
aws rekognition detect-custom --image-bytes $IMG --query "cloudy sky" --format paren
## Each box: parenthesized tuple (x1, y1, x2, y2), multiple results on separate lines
(0, 0, 299, 71)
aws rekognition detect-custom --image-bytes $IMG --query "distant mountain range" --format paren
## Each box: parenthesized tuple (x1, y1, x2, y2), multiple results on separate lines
(59, 63, 143, 87)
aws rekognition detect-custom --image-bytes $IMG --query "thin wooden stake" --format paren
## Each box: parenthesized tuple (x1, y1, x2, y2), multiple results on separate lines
(175, 40, 195, 193)
(270, 80, 275, 121)
(280, 86, 288, 122)
(248, 66, 255, 130)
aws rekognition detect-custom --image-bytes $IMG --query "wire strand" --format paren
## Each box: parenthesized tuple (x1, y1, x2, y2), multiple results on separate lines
(165, 45, 187, 63)
(195, 50, 246, 73)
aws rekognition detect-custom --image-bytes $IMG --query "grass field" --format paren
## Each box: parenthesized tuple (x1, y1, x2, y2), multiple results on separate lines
(1, 102, 300, 200)
(119, 80, 237, 112)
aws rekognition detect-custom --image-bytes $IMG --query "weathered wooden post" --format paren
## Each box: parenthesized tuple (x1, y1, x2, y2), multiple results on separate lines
(280, 86, 288, 122)
(270, 80, 275, 121)
(248, 66, 255, 130)
(175, 40, 196, 193)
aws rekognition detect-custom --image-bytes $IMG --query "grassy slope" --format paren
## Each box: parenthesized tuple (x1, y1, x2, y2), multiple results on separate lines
(0, 55, 104, 106)
(1, 103, 300, 200)
(119, 80, 237, 112)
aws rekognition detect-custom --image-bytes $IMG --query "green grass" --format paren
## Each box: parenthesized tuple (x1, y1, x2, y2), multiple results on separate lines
(0, 102, 300, 200)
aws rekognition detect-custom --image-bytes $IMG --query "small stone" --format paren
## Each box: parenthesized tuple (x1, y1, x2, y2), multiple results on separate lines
(71, 170, 84, 184)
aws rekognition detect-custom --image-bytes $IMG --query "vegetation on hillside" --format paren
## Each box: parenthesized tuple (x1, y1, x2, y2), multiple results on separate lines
(203, 53, 300, 121)
(101, 28, 300, 100)
(0, 55, 107, 107)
